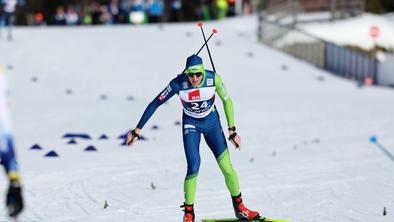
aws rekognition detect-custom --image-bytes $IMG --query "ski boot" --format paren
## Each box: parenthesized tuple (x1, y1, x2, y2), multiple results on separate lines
(181, 203, 195, 222)
(232, 193, 260, 220)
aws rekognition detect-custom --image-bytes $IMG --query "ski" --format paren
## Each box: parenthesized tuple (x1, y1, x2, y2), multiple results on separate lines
(201, 217, 291, 222)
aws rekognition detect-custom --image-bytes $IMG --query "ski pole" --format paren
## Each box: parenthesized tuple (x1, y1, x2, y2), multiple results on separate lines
(370, 136, 394, 162)
(198, 22, 217, 73)
(195, 29, 217, 56)
(182, 26, 218, 73)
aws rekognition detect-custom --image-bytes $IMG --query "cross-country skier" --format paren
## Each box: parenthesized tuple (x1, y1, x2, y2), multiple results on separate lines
(127, 55, 260, 222)
(0, 0, 17, 40)
(0, 65, 24, 218)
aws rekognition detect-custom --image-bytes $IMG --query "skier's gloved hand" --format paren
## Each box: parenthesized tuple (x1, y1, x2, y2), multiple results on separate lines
(127, 128, 141, 146)
(6, 180, 24, 218)
(228, 126, 241, 149)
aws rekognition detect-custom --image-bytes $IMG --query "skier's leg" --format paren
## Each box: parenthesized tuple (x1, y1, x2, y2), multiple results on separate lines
(203, 112, 260, 219)
(217, 149, 240, 196)
(182, 123, 201, 205)
(203, 122, 239, 197)
(204, 128, 260, 219)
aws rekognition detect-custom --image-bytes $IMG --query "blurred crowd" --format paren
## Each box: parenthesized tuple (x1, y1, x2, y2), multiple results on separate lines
(51, 0, 167, 26)
(0, 0, 260, 27)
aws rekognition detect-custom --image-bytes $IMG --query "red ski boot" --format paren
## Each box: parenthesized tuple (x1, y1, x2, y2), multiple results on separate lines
(181, 203, 195, 222)
(232, 193, 260, 220)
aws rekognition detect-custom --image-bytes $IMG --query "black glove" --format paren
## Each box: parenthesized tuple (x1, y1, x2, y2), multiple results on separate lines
(127, 129, 141, 146)
(228, 126, 240, 148)
(6, 180, 24, 217)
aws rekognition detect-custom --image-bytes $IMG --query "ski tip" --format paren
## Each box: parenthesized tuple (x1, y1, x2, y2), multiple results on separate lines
(198, 22, 203, 27)
(212, 28, 218, 34)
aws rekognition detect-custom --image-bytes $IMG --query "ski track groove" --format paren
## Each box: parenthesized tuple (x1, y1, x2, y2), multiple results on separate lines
(81, 181, 99, 204)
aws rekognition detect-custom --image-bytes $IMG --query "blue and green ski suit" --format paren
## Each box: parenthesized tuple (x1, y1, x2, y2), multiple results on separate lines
(136, 56, 240, 204)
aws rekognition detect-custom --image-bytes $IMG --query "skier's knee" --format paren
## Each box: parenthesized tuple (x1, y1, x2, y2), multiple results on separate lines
(187, 165, 200, 176)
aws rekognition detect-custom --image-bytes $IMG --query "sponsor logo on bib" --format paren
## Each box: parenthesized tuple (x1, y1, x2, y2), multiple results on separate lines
(188, 90, 200, 101)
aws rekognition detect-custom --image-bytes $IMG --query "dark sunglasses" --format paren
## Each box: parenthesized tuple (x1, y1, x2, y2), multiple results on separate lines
(187, 72, 203, 77)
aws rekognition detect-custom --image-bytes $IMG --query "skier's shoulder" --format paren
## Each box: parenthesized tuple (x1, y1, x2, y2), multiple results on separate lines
(204, 69, 214, 75)
(167, 74, 184, 91)
(173, 73, 185, 83)
(205, 70, 223, 86)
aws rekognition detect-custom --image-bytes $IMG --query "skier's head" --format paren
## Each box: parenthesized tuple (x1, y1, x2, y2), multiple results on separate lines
(185, 54, 205, 87)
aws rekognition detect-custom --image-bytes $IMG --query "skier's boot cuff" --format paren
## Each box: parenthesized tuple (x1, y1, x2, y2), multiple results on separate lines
(231, 193, 260, 220)
(181, 203, 195, 222)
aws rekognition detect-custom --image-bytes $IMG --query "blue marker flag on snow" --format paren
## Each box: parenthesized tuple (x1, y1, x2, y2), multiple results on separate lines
(68, 139, 77, 144)
(63, 133, 92, 140)
(44, 150, 59, 157)
(99, 134, 109, 140)
(118, 133, 127, 140)
(84, 146, 97, 152)
(30, 144, 43, 150)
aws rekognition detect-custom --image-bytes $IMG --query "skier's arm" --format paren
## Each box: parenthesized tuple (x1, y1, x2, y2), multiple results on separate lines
(135, 78, 179, 130)
(215, 74, 234, 128)
(215, 74, 241, 149)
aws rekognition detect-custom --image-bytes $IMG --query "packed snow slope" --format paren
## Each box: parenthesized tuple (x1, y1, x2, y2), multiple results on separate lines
(0, 16, 394, 222)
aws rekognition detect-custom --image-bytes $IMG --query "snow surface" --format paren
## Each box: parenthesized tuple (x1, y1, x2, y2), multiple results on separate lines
(0, 15, 394, 222)
(299, 13, 394, 51)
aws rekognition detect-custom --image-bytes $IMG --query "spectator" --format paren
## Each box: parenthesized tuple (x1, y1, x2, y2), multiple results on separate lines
(0, 0, 17, 40)
(108, 0, 121, 24)
(201, 0, 212, 20)
(250, 0, 259, 13)
(66, 6, 79, 26)
(227, 0, 236, 17)
(91, 1, 102, 25)
(54, 6, 66, 25)
(120, 0, 133, 23)
(100, 4, 112, 25)
(205, 0, 216, 20)
(129, 0, 146, 24)
(216, 0, 228, 19)
(242, 0, 251, 15)
(81, 6, 93, 25)
(147, 0, 164, 23)
(194, 0, 204, 21)
(33, 11, 45, 26)
(169, 0, 181, 22)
